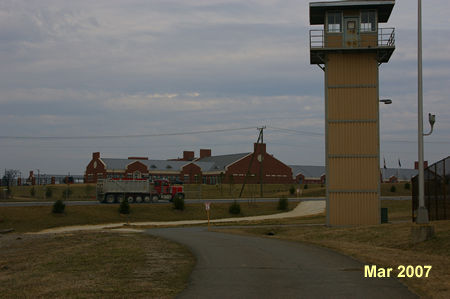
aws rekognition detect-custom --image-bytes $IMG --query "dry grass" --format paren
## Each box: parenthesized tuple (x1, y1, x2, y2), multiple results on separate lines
(184, 183, 325, 199)
(205, 199, 411, 227)
(220, 220, 450, 298)
(0, 201, 296, 233)
(7, 182, 411, 202)
(9, 184, 96, 201)
(0, 231, 194, 298)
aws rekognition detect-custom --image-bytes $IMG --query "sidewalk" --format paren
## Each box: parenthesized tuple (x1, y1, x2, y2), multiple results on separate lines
(35, 200, 326, 234)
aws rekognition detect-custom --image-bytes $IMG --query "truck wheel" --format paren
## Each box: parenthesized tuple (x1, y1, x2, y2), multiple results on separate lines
(135, 196, 143, 203)
(144, 196, 151, 203)
(106, 194, 115, 204)
(151, 195, 159, 203)
(127, 196, 134, 203)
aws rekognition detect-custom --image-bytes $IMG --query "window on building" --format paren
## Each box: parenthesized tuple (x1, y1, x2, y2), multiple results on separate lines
(184, 175, 189, 183)
(360, 10, 376, 32)
(327, 12, 342, 32)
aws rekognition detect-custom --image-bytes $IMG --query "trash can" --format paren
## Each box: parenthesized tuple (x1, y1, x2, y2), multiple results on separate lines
(381, 208, 388, 223)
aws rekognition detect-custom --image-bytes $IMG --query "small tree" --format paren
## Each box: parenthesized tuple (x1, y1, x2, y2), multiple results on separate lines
(2, 169, 19, 198)
(173, 194, 185, 211)
(303, 184, 308, 190)
(289, 186, 295, 196)
(229, 201, 241, 215)
(404, 182, 411, 190)
(390, 185, 397, 193)
(119, 199, 130, 214)
(45, 187, 53, 198)
(278, 196, 289, 210)
(52, 199, 66, 214)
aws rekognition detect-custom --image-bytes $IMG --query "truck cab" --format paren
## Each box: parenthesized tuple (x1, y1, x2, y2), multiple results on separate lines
(153, 179, 184, 201)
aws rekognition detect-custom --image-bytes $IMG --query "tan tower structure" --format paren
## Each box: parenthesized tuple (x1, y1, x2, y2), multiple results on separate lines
(309, 0, 395, 225)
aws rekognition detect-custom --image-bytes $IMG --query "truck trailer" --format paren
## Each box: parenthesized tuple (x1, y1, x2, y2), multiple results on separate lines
(96, 179, 184, 203)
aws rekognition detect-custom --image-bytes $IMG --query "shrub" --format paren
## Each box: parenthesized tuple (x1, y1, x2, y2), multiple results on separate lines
(303, 184, 308, 190)
(30, 187, 36, 197)
(173, 195, 185, 211)
(62, 188, 73, 199)
(278, 196, 288, 210)
(119, 199, 130, 214)
(229, 201, 241, 215)
(390, 185, 397, 193)
(404, 182, 411, 190)
(289, 186, 295, 195)
(52, 199, 66, 214)
(45, 187, 53, 198)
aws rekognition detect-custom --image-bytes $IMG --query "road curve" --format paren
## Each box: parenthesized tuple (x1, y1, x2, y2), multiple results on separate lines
(147, 227, 416, 299)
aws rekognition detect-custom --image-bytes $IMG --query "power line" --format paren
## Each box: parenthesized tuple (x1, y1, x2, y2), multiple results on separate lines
(267, 126, 323, 136)
(382, 139, 450, 144)
(268, 126, 450, 144)
(0, 126, 256, 140)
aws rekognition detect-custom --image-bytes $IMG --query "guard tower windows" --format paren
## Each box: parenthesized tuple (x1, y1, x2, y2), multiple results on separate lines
(327, 11, 342, 33)
(360, 10, 377, 32)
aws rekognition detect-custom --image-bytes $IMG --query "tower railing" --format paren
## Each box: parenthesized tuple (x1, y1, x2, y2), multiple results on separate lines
(310, 27, 395, 49)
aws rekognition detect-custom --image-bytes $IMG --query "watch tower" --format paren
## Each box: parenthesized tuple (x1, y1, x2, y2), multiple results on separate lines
(309, 0, 395, 225)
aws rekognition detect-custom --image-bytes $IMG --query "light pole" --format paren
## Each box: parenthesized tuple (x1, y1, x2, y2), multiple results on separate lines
(416, 0, 428, 223)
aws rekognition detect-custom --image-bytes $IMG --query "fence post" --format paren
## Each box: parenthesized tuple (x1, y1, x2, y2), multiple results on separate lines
(444, 159, 447, 219)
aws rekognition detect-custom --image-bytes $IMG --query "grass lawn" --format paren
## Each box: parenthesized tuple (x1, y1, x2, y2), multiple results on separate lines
(0, 201, 297, 233)
(0, 232, 194, 298)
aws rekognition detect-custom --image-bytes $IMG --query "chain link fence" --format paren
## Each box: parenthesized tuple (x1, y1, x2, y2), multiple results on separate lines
(412, 156, 450, 221)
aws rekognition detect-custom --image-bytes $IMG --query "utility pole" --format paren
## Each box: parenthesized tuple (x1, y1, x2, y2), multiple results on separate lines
(257, 126, 266, 198)
(238, 126, 265, 199)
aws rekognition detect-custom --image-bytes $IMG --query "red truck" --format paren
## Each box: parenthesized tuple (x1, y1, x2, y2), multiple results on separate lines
(96, 179, 184, 203)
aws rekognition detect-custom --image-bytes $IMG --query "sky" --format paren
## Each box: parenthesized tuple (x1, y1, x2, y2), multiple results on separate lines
(1, 0, 449, 176)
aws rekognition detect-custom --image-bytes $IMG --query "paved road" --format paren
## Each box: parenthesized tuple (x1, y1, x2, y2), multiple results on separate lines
(0, 196, 410, 207)
(147, 227, 416, 299)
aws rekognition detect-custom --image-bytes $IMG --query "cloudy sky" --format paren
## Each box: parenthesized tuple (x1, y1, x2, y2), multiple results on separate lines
(1, 0, 449, 176)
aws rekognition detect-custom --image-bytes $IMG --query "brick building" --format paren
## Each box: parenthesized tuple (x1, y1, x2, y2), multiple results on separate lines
(290, 165, 326, 185)
(84, 143, 294, 184)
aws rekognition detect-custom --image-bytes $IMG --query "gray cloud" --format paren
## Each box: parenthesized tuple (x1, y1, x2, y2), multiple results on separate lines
(1, 0, 449, 174)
